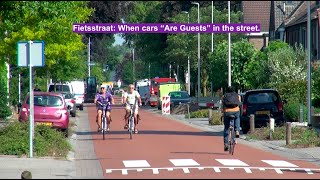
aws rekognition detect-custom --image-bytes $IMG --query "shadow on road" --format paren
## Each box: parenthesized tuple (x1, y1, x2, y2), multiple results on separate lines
(75, 130, 223, 137)
(170, 151, 226, 155)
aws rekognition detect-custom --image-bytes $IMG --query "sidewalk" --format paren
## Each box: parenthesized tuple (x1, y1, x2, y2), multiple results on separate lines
(147, 109, 320, 167)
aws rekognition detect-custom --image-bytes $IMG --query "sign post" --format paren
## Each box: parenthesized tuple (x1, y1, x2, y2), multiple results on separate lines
(17, 40, 45, 158)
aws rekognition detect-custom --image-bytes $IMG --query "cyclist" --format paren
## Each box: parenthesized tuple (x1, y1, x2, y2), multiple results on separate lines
(123, 84, 142, 134)
(94, 85, 114, 132)
(221, 86, 241, 151)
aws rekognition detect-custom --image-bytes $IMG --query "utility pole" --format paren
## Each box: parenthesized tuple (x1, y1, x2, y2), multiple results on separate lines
(307, 1, 312, 125)
(228, 1, 231, 87)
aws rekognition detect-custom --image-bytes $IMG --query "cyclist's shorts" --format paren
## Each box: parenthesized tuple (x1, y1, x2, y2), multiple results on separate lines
(126, 104, 138, 113)
(97, 105, 112, 112)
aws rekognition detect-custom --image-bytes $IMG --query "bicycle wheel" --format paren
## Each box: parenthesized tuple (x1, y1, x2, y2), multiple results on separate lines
(102, 116, 106, 140)
(228, 128, 233, 154)
(230, 129, 236, 155)
(129, 116, 133, 140)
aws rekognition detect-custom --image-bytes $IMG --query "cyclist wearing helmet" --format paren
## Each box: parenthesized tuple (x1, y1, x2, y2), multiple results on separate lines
(94, 85, 114, 132)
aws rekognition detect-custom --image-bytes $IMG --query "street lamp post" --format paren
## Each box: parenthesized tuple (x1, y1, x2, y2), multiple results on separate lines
(88, 37, 91, 77)
(307, 1, 312, 125)
(191, 2, 200, 99)
(181, 11, 191, 95)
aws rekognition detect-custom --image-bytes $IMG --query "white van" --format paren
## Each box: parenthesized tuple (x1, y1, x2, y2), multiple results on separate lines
(48, 83, 74, 94)
(70, 81, 85, 110)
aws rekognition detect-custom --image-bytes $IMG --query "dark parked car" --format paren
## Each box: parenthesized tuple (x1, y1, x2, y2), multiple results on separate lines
(240, 89, 286, 134)
(168, 91, 191, 109)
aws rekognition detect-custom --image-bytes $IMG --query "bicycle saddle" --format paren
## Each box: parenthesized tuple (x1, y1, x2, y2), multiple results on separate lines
(228, 115, 236, 119)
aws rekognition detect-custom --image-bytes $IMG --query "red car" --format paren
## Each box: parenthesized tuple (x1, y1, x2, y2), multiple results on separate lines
(19, 92, 69, 136)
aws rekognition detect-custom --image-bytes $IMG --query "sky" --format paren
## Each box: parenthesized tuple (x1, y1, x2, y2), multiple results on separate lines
(113, 33, 125, 46)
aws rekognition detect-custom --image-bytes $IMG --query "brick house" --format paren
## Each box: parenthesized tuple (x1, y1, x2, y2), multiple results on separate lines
(284, 1, 320, 60)
(241, 1, 301, 50)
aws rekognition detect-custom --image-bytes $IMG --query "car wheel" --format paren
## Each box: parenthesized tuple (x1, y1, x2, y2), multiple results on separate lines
(72, 111, 76, 117)
(62, 128, 69, 138)
(79, 105, 84, 111)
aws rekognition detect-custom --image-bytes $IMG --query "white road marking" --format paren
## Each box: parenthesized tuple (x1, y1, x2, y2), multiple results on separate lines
(229, 167, 235, 170)
(183, 168, 190, 173)
(123, 160, 150, 168)
(275, 168, 283, 174)
(261, 160, 298, 167)
(216, 159, 249, 166)
(121, 169, 128, 175)
(213, 167, 221, 173)
(106, 169, 112, 173)
(167, 168, 174, 171)
(305, 169, 314, 175)
(244, 167, 252, 173)
(152, 168, 159, 174)
(169, 159, 200, 166)
(198, 167, 204, 170)
(259, 168, 265, 171)
(137, 169, 143, 172)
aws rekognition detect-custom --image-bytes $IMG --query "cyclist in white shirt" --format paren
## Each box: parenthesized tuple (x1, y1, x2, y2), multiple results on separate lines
(123, 84, 142, 134)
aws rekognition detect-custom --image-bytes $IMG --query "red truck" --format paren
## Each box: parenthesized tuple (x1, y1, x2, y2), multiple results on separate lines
(149, 77, 176, 107)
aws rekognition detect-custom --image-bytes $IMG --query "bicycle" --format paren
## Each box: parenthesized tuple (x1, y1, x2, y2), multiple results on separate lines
(97, 101, 110, 140)
(128, 104, 136, 140)
(227, 114, 237, 155)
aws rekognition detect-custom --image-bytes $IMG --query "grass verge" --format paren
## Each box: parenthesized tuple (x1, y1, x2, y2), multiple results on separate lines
(246, 126, 320, 148)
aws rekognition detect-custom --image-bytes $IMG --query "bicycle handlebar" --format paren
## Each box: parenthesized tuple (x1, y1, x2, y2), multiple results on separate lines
(96, 101, 110, 107)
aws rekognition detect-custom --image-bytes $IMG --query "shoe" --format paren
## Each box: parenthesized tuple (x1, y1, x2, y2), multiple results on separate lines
(124, 124, 128, 129)
(235, 131, 240, 138)
(97, 127, 101, 132)
(134, 129, 138, 134)
(107, 127, 110, 132)
(224, 144, 229, 152)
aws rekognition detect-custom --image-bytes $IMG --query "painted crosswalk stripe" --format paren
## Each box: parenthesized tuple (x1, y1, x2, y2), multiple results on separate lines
(305, 169, 314, 175)
(152, 168, 159, 174)
(215, 159, 249, 166)
(198, 167, 204, 170)
(123, 160, 150, 168)
(274, 168, 283, 174)
(183, 168, 190, 173)
(259, 168, 266, 171)
(167, 168, 174, 171)
(122, 169, 128, 175)
(137, 169, 143, 172)
(169, 159, 200, 166)
(244, 167, 252, 173)
(261, 160, 298, 167)
(213, 167, 221, 173)
(106, 169, 112, 173)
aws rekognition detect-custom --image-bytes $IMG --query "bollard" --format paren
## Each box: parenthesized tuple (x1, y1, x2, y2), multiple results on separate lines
(269, 116, 275, 140)
(250, 114, 255, 132)
(286, 122, 292, 145)
(208, 108, 213, 121)
(299, 104, 303, 123)
(187, 104, 190, 119)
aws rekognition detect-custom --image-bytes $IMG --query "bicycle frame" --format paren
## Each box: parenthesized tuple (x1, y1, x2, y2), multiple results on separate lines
(228, 116, 237, 155)
(97, 101, 110, 140)
(128, 104, 135, 139)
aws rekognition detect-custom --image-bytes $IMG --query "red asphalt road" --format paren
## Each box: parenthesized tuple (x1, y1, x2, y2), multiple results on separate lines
(86, 105, 320, 179)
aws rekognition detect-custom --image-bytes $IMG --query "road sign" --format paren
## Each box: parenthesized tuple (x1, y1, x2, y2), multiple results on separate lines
(17, 41, 45, 67)
(17, 40, 45, 158)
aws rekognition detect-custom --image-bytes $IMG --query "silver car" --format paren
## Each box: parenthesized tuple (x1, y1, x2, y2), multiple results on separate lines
(60, 92, 77, 117)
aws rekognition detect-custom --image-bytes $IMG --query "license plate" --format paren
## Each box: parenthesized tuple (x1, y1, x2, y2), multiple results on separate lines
(255, 110, 270, 115)
(36, 122, 52, 126)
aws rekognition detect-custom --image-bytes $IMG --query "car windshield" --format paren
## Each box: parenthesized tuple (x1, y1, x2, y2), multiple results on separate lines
(27, 95, 63, 107)
(49, 85, 70, 92)
(61, 93, 73, 99)
(247, 92, 278, 104)
(169, 92, 189, 99)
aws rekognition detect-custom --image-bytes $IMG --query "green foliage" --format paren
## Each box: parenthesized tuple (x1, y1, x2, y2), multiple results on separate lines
(267, 44, 306, 85)
(0, 122, 71, 157)
(187, 109, 209, 118)
(271, 80, 307, 104)
(0, 62, 11, 120)
(290, 128, 320, 148)
(247, 126, 316, 141)
(209, 39, 256, 91)
(209, 111, 223, 125)
(284, 102, 307, 122)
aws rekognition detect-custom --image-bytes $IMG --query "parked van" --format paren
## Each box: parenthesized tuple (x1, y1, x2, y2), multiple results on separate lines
(70, 81, 85, 110)
(48, 83, 74, 94)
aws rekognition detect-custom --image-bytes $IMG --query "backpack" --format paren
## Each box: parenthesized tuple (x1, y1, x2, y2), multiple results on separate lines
(223, 92, 240, 108)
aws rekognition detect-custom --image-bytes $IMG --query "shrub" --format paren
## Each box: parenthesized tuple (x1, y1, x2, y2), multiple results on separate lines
(0, 122, 71, 157)
(186, 109, 209, 118)
(284, 102, 307, 122)
(0, 61, 11, 120)
(209, 111, 223, 125)
(290, 128, 320, 148)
